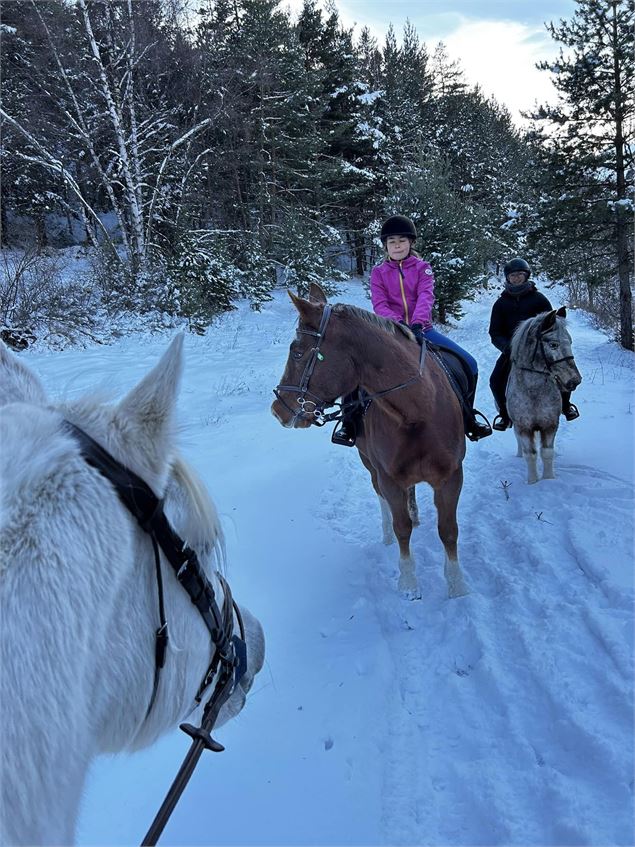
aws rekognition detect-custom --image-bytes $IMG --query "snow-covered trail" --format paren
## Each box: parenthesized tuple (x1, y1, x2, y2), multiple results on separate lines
(23, 280, 634, 846)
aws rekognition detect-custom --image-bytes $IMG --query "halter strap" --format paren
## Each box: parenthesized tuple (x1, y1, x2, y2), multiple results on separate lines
(513, 331, 575, 378)
(62, 420, 248, 844)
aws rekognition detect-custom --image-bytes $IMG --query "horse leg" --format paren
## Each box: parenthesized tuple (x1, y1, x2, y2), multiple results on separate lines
(358, 451, 394, 545)
(433, 466, 468, 598)
(540, 426, 558, 479)
(514, 428, 523, 458)
(377, 472, 419, 598)
(407, 486, 420, 527)
(515, 426, 539, 484)
(379, 495, 395, 545)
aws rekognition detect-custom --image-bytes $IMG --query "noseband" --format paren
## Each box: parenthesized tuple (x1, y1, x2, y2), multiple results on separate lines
(64, 421, 247, 845)
(274, 305, 424, 425)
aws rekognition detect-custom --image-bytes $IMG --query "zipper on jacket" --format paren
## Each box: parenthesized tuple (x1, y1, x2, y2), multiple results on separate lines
(398, 261, 409, 324)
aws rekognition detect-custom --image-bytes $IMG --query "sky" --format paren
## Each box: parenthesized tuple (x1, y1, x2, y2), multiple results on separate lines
(284, 0, 578, 124)
(12, 265, 634, 846)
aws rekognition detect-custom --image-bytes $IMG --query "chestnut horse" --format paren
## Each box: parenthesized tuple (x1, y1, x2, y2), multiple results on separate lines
(271, 284, 468, 599)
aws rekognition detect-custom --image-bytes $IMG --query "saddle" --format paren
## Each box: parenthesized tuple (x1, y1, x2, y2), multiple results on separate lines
(425, 341, 475, 406)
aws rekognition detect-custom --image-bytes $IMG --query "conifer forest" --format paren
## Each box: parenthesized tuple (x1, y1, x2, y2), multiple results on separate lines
(1, 0, 633, 348)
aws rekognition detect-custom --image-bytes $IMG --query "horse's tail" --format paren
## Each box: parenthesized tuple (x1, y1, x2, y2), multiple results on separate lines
(169, 455, 226, 574)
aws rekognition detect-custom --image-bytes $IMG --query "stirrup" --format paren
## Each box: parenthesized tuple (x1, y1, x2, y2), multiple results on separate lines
(331, 423, 356, 447)
(466, 410, 492, 441)
(563, 403, 580, 421)
(492, 413, 511, 431)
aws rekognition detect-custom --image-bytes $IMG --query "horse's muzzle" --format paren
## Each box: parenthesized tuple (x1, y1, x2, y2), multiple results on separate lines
(270, 399, 312, 429)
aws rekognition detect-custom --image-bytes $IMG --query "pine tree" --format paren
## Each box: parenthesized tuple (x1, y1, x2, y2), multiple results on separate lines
(529, 0, 634, 349)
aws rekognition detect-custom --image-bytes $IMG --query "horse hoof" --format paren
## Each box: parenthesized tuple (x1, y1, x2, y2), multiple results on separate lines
(448, 580, 469, 599)
(398, 575, 420, 599)
(401, 586, 422, 601)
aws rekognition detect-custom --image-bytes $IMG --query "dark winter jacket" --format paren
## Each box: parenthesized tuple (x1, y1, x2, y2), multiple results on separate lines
(488, 285, 553, 352)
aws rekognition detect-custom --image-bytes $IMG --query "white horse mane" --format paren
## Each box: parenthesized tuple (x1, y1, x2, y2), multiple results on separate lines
(0, 336, 263, 845)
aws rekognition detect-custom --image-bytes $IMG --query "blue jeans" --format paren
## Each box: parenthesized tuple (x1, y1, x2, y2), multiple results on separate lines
(423, 327, 478, 377)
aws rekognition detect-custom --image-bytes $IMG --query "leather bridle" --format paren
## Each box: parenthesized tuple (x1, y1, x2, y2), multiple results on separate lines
(64, 421, 247, 845)
(273, 305, 424, 425)
(513, 329, 576, 388)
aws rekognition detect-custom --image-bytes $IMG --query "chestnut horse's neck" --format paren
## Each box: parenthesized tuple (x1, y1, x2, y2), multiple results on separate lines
(340, 308, 436, 424)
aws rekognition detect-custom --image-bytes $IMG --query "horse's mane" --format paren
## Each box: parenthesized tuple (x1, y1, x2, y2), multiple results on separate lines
(510, 311, 552, 362)
(167, 455, 226, 574)
(334, 304, 415, 341)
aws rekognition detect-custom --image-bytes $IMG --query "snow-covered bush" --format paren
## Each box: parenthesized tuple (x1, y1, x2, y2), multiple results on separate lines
(0, 249, 98, 347)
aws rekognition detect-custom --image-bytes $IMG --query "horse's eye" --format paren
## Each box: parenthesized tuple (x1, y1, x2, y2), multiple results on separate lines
(549, 342, 559, 350)
(292, 349, 304, 360)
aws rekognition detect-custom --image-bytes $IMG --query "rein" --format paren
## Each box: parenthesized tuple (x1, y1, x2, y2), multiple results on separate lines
(273, 305, 425, 425)
(63, 421, 247, 846)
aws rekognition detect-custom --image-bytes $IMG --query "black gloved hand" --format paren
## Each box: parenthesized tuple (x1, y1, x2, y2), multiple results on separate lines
(409, 323, 425, 345)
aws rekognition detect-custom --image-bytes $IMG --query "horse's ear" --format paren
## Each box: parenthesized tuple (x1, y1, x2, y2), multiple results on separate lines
(287, 290, 323, 327)
(308, 283, 327, 305)
(540, 310, 557, 332)
(556, 306, 567, 318)
(0, 341, 47, 407)
(116, 333, 184, 442)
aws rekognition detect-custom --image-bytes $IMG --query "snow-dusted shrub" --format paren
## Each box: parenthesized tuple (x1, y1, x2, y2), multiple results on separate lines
(388, 159, 499, 322)
(0, 249, 98, 347)
(163, 232, 240, 319)
(272, 215, 347, 299)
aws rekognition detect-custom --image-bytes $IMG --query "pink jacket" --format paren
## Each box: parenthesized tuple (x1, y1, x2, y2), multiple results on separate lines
(370, 255, 435, 328)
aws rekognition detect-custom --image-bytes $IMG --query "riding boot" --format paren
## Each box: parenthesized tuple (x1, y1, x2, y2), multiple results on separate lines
(490, 351, 512, 431)
(492, 405, 512, 431)
(561, 391, 580, 422)
(465, 408, 492, 441)
(464, 380, 492, 441)
(331, 391, 360, 447)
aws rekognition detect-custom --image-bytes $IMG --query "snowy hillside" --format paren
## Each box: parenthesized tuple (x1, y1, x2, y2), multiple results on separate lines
(22, 279, 634, 846)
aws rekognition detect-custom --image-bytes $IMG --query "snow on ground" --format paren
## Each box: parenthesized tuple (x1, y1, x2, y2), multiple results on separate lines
(21, 279, 634, 846)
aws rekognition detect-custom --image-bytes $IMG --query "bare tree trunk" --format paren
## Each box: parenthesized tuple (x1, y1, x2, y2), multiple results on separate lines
(611, 0, 633, 350)
(79, 0, 145, 273)
(34, 208, 47, 250)
(0, 188, 9, 247)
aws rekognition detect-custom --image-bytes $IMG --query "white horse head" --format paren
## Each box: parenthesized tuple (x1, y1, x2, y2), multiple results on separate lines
(0, 336, 265, 845)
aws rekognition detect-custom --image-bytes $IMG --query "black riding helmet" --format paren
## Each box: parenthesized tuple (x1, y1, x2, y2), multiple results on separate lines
(504, 257, 531, 280)
(380, 215, 417, 242)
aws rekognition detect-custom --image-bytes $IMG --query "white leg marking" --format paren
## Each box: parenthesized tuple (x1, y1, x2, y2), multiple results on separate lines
(398, 554, 420, 600)
(444, 554, 469, 599)
(379, 496, 395, 545)
(541, 446, 555, 479)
